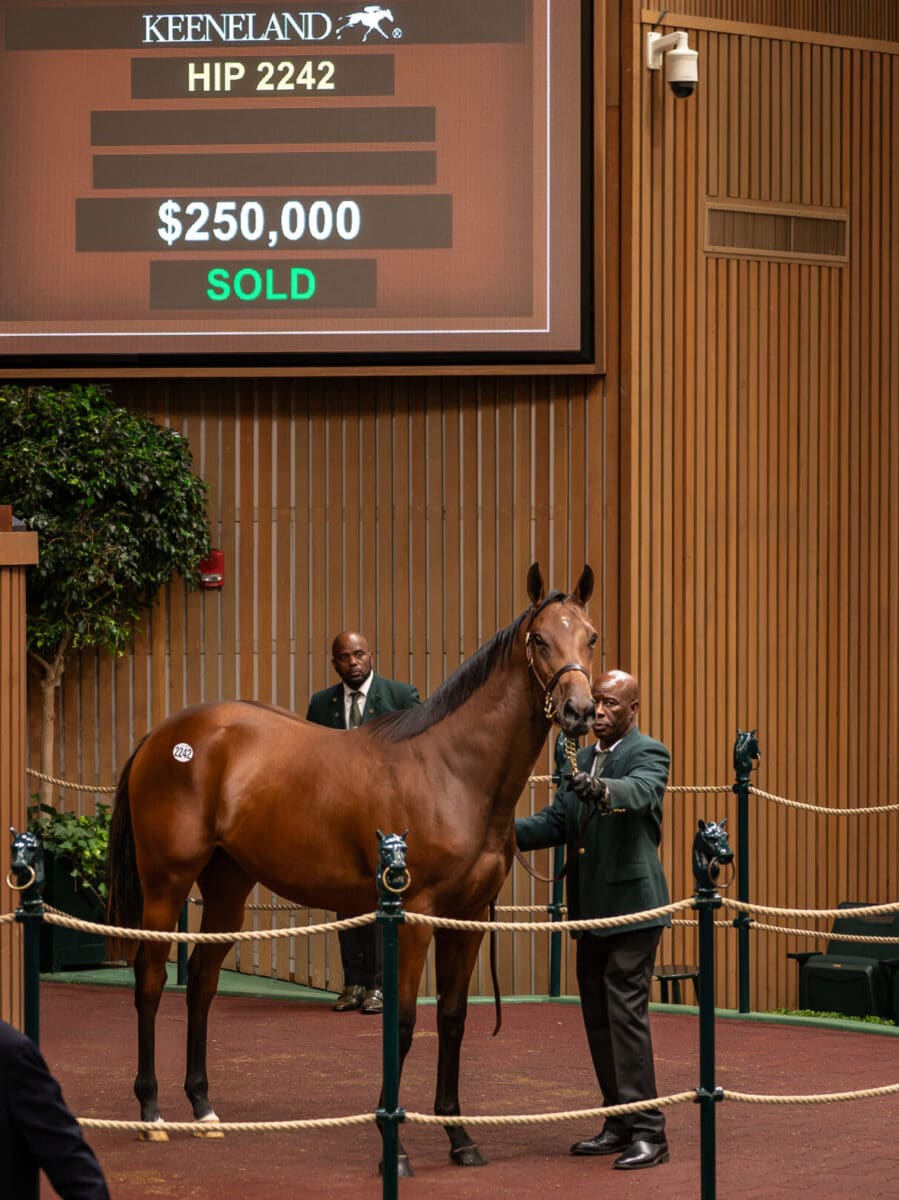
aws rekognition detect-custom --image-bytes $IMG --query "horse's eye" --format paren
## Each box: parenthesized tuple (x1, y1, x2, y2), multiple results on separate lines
(532, 633, 546, 648)
(588, 633, 598, 648)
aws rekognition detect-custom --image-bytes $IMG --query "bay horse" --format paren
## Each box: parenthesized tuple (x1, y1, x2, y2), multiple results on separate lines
(106, 563, 597, 1173)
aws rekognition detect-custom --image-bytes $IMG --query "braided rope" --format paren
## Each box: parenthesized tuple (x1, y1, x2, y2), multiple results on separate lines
(75, 1081, 899, 1135)
(403, 898, 695, 934)
(403, 1092, 696, 1126)
(749, 922, 899, 944)
(748, 784, 899, 815)
(723, 1083, 899, 1105)
(42, 907, 375, 942)
(722, 898, 899, 921)
(79, 1113, 376, 1133)
(25, 767, 116, 794)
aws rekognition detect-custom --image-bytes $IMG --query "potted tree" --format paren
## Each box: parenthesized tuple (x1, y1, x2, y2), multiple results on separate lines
(27, 800, 111, 972)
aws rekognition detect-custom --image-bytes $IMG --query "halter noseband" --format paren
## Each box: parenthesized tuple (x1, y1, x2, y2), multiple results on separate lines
(524, 629, 592, 724)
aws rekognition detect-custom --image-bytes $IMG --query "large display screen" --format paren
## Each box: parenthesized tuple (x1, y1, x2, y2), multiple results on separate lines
(0, 1, 592, 373)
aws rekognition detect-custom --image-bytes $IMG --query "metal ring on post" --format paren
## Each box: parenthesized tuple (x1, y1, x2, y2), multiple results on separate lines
(380, 867, 411, 895)
(6, 865, 36, 891)
(712, 860, 735, 891)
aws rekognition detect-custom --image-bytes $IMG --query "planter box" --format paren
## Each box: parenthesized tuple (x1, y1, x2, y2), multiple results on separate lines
(40, 851, 107, 973)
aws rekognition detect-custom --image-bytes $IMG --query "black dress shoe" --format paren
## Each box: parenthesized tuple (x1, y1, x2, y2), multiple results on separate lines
(569, 1129, 632, 1156)
(360, 987, 383, 1014)
(613, 1138, 670, 1169)
(332, 984, 364, 1012)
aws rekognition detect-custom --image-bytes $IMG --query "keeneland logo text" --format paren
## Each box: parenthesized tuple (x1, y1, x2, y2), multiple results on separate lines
(142, 11, 333, 44)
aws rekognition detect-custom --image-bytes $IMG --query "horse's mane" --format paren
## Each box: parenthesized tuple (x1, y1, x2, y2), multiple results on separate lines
(369, 590, 567, 744)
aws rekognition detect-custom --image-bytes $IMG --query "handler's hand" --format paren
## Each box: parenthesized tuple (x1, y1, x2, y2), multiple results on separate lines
(570, 771, 610, 813)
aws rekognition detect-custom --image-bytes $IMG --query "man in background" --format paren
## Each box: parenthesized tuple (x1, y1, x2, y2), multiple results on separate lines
(306, 629, 421, 1014)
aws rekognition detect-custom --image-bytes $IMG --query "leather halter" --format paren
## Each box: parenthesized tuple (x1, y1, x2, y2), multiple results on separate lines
(524, 630, 592, 723)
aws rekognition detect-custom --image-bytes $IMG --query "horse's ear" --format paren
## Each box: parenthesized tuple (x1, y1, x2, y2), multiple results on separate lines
(719, 817, 727, 828)
(697, 819, 707, 831)
(572, 565, 594, 606)
(526, 562, 545, 605)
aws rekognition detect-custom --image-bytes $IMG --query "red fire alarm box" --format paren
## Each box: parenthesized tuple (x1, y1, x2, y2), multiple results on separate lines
(199, 549, 225, 589)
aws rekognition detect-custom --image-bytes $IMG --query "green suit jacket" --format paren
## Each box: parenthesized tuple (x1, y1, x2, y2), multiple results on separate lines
(304, 674, 421, 729)
(515, 725, 671, 936)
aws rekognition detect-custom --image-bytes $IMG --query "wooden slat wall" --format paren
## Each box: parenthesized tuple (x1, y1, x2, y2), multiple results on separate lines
(28, 377, 607, 997)
(625, 7, 899, 1009)
(0, 526, 39, 1026)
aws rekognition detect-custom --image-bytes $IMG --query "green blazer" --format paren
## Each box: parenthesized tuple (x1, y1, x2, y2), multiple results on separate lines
(305, 674, 421, 729)
(515, 726, 671, 936)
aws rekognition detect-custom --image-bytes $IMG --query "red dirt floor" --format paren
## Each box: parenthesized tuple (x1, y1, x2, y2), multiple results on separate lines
(36, 981, 899, 1200)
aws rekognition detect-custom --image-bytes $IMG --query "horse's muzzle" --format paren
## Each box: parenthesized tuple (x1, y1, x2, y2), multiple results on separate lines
(560, 695, 595, 736)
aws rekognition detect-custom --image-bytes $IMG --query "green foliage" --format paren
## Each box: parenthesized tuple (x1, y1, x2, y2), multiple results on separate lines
(769, 1007, 896, 1027)
(0, 383, 211, 657)
(27, 801, 111, 906)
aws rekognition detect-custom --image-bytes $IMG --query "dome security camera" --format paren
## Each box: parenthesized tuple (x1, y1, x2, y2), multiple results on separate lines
(664, 42, 698, 98)
(646, 30, 699, 100)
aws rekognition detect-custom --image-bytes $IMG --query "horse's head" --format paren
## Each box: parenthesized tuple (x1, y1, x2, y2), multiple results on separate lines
(524, 563, 596, 738)
(8, 826, 46, 893)
(692, 818, 734, 891)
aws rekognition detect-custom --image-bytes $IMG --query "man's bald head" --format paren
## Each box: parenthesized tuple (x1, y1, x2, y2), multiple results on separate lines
(592, 669, 639, 747)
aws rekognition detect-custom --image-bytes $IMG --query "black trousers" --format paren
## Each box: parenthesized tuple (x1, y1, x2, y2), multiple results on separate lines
(575, 924, 665, 1141)
(336, 920, 382, 990)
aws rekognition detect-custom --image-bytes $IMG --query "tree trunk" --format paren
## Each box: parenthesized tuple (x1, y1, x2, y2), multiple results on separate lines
(30, 641, 68, 807)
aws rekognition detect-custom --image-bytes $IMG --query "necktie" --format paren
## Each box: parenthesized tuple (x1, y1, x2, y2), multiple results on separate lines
(593, 748, 609, 775)
(348, 691, 363, 728)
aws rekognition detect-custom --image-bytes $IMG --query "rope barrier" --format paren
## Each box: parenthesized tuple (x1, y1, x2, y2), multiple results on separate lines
(25, 767, 116, 794)
(78, 1113, 376, 1133)
(8, 888, 899, 1146)
(41, 907, 376, 943)
(721, 898, 899, 921)
(722, 1083, 899, 1105)
(747, 784, 899, 815)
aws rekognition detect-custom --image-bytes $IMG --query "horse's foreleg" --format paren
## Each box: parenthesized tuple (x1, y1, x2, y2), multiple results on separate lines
(433, 928, 488, 1166)
(378, 923, 432, 1178)
(185, 855, 253, 1130)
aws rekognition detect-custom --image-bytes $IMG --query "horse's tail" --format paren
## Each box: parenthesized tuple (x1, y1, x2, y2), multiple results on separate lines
(105, 737, 147, 964)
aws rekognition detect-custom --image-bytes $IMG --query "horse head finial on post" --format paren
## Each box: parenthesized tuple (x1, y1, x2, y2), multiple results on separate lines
(8, 826, 46, 910)
(692, 819, 734, 897)
(732, 729, 760, 784)
(376, 829, 410, 912)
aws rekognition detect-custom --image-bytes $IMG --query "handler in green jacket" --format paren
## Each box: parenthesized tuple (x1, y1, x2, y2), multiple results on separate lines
(515, 669, 671, 1170)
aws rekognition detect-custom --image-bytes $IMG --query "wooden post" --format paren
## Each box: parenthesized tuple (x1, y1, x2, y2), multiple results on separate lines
(0, 503, 39, 1027)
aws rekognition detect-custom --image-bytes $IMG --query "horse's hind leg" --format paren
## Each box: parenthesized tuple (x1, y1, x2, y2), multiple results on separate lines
(433, 928, 488, 1166)
(184, 851, 254, 1128)
(134, 889, 190, 1139)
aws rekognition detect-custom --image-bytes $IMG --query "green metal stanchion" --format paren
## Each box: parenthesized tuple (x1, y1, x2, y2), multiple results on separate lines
(9, 828, 47, 1045)
(375, 831, 409, 1200)
(731, 730, 760, 1013)
(548, 731, 577, 997)
(692, 818, 733, 1200)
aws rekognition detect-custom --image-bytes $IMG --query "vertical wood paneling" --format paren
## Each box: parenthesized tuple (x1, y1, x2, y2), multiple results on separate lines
(1, 535, 37, 1026)
(629, 8, 899, 1009)
(28, 375, 606, 997)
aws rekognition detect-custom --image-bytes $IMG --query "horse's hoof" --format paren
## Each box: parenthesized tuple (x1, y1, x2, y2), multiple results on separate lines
(192, 1111, 225, 1138)
(138, 1124, 169, 1143)
(450, 1144, 487, 1167)
(379, 1154, 414, 1178)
